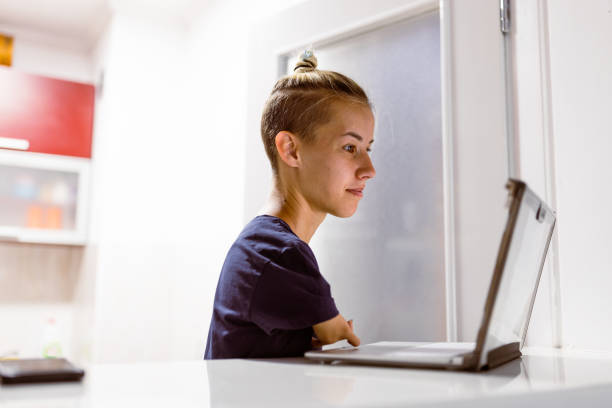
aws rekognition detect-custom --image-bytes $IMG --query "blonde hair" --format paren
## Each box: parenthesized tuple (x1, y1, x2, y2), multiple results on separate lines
(260, 50, 371, 174)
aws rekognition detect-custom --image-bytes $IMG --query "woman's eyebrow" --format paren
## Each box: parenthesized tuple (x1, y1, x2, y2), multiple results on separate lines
(342, 132, 374, 144)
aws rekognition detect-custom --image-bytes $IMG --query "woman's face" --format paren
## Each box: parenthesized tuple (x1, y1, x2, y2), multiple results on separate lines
(297, 102, 376, 218)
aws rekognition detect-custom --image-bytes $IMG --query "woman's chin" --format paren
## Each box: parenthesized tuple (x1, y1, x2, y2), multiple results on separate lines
(330, 204, 359, 218)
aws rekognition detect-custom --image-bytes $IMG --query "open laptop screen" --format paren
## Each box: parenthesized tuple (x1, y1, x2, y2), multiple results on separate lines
(477, 180, 556, 367)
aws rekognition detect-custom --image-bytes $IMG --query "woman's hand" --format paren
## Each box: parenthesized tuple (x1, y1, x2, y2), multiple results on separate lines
(311, 336, 323, 349)
(312, 314, 360, 347)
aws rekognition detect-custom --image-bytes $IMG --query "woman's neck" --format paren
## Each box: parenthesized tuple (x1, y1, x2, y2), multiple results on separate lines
(260, 179, 325, 243)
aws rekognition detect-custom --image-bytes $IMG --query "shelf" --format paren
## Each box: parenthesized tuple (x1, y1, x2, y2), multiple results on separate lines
(0, 149, 90, 246)
(0, 226, 87, 246)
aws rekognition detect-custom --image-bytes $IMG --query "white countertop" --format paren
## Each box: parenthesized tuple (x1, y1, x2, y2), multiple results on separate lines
(2, 347, 612, 407)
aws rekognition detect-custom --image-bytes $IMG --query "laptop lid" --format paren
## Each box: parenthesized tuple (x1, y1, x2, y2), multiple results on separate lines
(472, 179, 556, 368)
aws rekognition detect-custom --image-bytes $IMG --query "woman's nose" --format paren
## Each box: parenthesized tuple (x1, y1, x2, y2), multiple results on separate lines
(358, 154, 376, 180)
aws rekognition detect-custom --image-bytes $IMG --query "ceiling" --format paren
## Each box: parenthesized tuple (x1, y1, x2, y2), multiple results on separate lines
(0, 0, 207, 51)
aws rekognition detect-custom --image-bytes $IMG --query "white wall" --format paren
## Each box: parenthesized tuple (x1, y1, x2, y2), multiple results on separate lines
(512, 0, 612, 350)
(89, 13, 219, 363)
(0, 24, 95, 83)
(546, 0, 612, 350)
(89, 0, 307, 363)
(511, 0, 561, 348)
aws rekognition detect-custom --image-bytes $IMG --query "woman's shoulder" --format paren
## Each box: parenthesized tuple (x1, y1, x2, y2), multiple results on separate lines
(217, 216, 300, 288)
(241, 215, 301, 246)
(235, 215, 316, 267)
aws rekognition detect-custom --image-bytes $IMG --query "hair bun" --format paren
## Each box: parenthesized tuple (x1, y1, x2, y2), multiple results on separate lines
(294, 49, 318, 72)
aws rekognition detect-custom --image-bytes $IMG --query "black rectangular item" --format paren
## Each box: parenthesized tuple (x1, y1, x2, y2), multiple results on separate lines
(0, 358, 85, 385)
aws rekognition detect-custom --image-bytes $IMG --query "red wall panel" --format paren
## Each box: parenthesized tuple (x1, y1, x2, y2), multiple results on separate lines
(0, 67, 95, 158)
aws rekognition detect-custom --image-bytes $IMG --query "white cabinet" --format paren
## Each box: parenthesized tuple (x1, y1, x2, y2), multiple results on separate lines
(0, 149, 90, 245)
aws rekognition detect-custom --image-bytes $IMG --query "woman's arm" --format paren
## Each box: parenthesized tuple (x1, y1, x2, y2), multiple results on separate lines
(312, 314, 360, 347)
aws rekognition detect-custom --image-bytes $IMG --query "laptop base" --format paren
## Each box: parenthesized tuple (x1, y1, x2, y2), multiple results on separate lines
(305, 341, 522, 371)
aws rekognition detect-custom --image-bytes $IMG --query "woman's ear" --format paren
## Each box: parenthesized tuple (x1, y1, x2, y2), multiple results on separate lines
(274, 131, 300, 168)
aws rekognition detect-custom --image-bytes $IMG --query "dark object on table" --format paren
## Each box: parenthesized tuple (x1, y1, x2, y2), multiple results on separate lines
(0, 358, 85, 385)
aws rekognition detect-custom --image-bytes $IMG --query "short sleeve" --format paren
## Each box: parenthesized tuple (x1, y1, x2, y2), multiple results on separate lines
(249, 244, 339, 335)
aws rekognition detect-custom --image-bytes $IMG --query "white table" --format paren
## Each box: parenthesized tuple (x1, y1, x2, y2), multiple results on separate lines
(1, 348, 612, 407)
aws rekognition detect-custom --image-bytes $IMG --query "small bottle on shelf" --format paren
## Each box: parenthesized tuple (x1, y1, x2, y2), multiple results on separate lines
(41, 317, 63, 358)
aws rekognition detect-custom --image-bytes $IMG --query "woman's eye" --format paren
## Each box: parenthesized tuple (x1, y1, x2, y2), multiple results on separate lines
(343, 145, 356, 153)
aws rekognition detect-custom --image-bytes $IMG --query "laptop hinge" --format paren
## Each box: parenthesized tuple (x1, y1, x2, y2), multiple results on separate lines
(483, 342, 521, 370)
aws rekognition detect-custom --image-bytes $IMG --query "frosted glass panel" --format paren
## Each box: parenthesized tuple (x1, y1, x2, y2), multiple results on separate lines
(0, 164, 78, 230)
(288, 12, 444, 342)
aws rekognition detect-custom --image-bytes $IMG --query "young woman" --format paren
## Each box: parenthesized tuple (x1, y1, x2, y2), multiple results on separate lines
(205, 50, 376, 359)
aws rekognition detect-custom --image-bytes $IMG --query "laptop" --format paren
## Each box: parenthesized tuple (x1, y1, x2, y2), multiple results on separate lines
(305, 179, 556, 371)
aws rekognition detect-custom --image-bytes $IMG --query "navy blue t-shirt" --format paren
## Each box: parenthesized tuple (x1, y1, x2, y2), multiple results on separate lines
(204, 215, 339, 359)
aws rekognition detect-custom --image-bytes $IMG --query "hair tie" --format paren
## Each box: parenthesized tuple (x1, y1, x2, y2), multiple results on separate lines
(294, 48, 318, 72)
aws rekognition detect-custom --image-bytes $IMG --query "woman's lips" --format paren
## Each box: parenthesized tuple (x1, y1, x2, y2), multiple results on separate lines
(347, 188, 364, 197)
